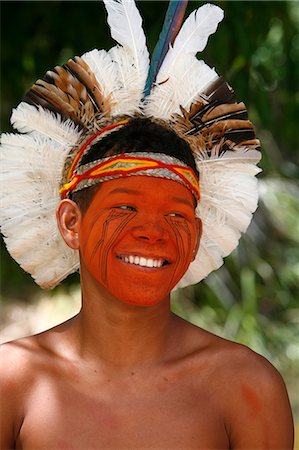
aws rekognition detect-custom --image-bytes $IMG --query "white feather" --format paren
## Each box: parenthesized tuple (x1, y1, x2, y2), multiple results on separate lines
(107, 46, 145, 115)
(175, 146, 261, 290)
(0, 132, 79, 289)
(158, 4, 224, 79)
(145, 58, 218, 118)
(11, 103, 81, 146)
(145, 4, 223, 119)
(198, 146, 261, 164)
(82, 49, 121, 113)
(102, 0, 149, 114)
(103, 0, 149, 77)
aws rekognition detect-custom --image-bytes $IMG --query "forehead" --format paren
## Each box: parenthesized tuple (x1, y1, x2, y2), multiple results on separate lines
(92, 176, 196, 206)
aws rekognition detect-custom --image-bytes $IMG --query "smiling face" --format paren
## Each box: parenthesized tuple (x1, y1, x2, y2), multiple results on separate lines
(78, 176, 201, 306)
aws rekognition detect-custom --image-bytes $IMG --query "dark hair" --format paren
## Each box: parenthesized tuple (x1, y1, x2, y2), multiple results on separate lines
(72, 117, 197, 212)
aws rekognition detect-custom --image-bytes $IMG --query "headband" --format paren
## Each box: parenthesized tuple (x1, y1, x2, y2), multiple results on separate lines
(0, 1, 261, 289)
(60, 152, 200, 200)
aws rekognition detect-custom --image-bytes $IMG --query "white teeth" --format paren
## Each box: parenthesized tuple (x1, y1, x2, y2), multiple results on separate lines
(140, 257, 147, 267)
(120, 255, 164, 268)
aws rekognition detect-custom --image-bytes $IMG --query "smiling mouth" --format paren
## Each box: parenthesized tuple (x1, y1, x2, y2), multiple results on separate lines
(117, 255, 169, 268)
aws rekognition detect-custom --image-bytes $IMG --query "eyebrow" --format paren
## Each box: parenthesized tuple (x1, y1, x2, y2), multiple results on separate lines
(109, 188, 195, 208)
(171, 196, 195, 209)
(109, 188, 142, 195)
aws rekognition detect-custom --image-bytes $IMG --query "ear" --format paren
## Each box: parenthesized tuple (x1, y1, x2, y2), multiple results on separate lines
(56, 199, 82, 250)
(192, 218, 202, 261)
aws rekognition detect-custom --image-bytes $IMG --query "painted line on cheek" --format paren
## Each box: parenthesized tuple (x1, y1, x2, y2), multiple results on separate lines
(165, 218, 181, 292)
(164, 217, 192, 292)
(82, 210, 106, 264)
(85, 209, 107, 237)
(86, 210, 122, 263)
(88, 212, 110, 262)
(100, 211, 137, 284)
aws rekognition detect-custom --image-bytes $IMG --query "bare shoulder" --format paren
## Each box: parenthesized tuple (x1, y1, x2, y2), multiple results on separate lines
(0, 315, 75, 370)
(0, 332, 51, 396)
(0, 335, 40, 382)
(219, 337, 291, 404)
(179, 315, 287, 385)
(185, 319, 292, 406)
(0, 317, 74, 392)
(0, 335, 44, 447)
(0, 322, 74, 446)
(221, 340, 294, 448)
(209, 332, 290, 402)
(205, 330, 282, 380)
(176, 317, 294, 448)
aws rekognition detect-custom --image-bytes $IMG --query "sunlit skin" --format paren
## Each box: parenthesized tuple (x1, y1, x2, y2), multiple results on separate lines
(0, 175, 294, 449)
(79, 176, 201, 306)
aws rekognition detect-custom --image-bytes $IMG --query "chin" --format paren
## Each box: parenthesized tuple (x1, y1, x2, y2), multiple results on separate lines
(108, 286, 171, 308)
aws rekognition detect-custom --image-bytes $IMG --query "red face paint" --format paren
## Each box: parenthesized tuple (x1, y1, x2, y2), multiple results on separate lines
(241, 384, 262, 416)
(79, 176, 199, 306)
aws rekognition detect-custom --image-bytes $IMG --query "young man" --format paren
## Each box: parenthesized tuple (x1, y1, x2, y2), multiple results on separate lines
(0, 1, 294, 448)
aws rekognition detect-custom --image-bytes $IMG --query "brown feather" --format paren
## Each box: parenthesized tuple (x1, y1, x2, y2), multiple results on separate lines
(46, 66, 95, 124)
(201, 103, 248, 123)
(24, 56, 112, 130)
(203, 76, 235, 104)
(30, 83, 80, 125)
(66, 57, 109, 115)
(172, 77, 261, 157)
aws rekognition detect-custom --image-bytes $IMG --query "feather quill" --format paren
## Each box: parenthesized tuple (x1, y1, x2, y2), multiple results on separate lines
(145, 4, 224, 119)
(144, 0, 188, 97)
(157, 3, 224, 79)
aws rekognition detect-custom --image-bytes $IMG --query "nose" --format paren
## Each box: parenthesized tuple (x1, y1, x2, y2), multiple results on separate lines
(131, 219, 169, 243)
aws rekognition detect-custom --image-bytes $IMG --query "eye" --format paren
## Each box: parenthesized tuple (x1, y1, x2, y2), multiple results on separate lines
(167, 212, 185, 218)
(115, 205, 136, 212)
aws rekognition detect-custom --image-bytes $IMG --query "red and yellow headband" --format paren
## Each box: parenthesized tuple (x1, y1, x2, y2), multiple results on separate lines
(60, 122, 200, 201)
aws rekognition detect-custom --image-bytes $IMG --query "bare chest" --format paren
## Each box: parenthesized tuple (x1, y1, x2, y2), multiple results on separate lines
(18, 371, 229, 449)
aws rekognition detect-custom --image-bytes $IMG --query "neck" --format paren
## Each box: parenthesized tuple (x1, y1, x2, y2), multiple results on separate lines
(72, 267, 175, 370)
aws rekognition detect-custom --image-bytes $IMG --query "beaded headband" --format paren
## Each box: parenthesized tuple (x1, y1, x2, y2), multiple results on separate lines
(60, 152, 200, 200)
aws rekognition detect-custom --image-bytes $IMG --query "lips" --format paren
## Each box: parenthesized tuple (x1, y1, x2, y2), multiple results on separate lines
(117, 254, 169, 268)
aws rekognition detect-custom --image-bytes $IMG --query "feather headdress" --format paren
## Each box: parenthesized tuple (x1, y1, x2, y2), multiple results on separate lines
(0, 0, 261, 289)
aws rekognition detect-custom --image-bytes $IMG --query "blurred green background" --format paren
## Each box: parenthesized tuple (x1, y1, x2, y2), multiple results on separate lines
(1, 0, 298, 443)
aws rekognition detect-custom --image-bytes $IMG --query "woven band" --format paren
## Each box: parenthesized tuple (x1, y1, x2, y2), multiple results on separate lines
(60, 152, 200, 200)
(66, 119, 129, 184)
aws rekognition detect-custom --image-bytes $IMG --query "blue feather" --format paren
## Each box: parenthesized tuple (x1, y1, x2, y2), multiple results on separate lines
(143, 0, 188, 98)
